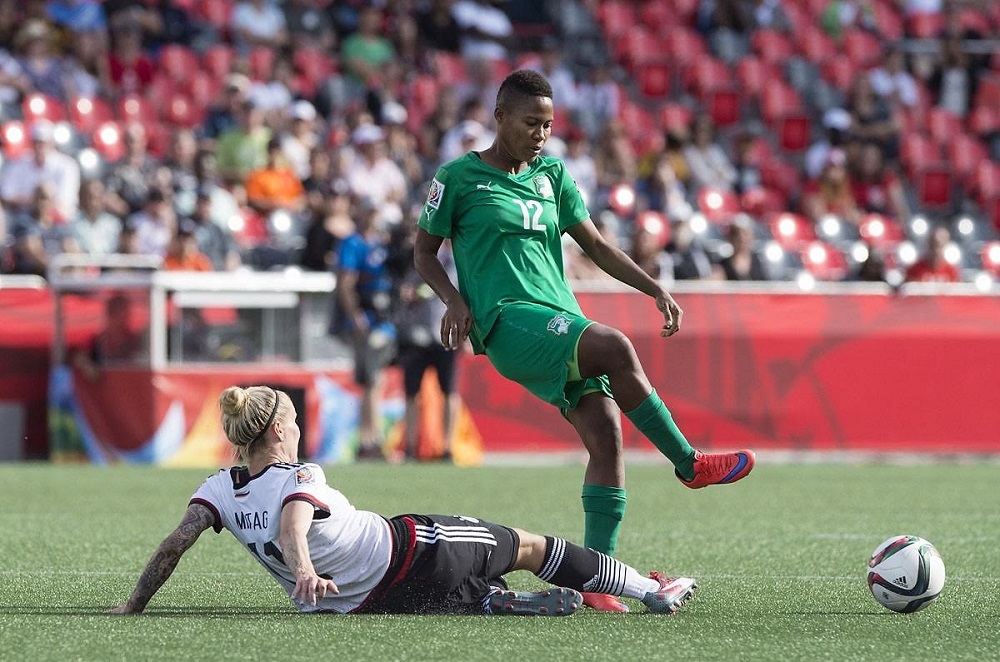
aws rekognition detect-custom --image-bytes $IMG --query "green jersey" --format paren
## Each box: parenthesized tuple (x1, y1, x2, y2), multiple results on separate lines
(418, 152, 590, 353)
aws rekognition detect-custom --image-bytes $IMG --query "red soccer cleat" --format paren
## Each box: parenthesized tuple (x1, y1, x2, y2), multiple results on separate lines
(581, 592, 630, 612)
(677, 449, 755, 489)
(641, 572, 697, 614)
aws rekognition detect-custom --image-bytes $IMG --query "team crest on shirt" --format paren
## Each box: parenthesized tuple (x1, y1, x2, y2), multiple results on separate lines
(425, 177, 445, 211)
(295, 467, 315, 484)
(546, 314, 571, 336)
(533, 175, 554, 199)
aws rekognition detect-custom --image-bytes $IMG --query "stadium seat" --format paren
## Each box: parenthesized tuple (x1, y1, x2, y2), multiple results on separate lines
(617, 102, 656, 150)
(164, 96, 204, 129)
(914, 163, 954, 212)
(968, 105, 1000, 136)
(900, 133, 940, 178)
(760, 157, 801, 201)
(659, 103, 693, 133)
(639, 1, 681, 35)
(822, 58, 857, 92)
(596, 0, 637, 38)
(698, 187, 740, 222)
(769, 212, 816, 248)
(684, 57, 731, 98)
(116, 95, 158, 124)
(196, 0, 234, 33)
(801, 240, 849, 281)
(249, 47, 277, 81)
(948, 133, 988, 185)
(842, 29, 881, 68)
(980, 241, 1000, 275)
(159, 44, 199, 82)
(872, 0, 905, 40)
(21, 93, 65, 122)
(974, 74, 1000, 112)
(776, 113, 811, 152)
(971, 161, 1000, 207)
(735, 57, 773, 100)
(433, 52, 468, 83)
(760, 82, 802, 125)
(145, 74, 178, 107)
(707, 86, 741, 127)
(958, 8, 992, 34)
(907, 12, 944, 38)
(0, 120, 29, 158)
(636, 63, 672, 99)
(188, 71, 222, 110)
(926, 108, 963, 147)
(662, 28, 707, 68)
(203, 44, 235, 80)
(751, 29, 794, 65)
(798, 25, 837, 64)
(859, 213, 905, 247)
(68, 96, 113, 133)
(740, 187, 786, 217)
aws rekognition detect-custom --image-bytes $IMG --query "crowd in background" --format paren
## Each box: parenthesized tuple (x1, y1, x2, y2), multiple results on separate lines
(0, 0, 997, 290)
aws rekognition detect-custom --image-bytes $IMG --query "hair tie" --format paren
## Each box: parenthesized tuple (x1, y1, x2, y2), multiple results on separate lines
(248, 388, 279, 447)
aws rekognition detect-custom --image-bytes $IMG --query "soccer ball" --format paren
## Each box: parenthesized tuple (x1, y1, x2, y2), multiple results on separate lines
(866, 535, 945, 613)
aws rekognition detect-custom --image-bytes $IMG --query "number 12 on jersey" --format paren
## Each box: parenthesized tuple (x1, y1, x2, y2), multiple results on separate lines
(514, 199, 545, 231)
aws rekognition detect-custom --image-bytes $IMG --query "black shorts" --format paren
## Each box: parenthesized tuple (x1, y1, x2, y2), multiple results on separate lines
(399, 344, 458, 397)
(353, 330, 396, 387)
(353, 514, 519, 615)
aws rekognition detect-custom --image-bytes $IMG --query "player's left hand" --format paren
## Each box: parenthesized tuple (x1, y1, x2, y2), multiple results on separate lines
(291, 574, 339, 607)
(655, 292, 683, 337)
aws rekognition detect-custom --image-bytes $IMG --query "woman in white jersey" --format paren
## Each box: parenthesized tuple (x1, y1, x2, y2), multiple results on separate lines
(108, 386, 696, 616)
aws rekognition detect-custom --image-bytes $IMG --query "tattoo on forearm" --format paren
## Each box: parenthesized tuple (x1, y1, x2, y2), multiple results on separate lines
(126, 506, 213, 612)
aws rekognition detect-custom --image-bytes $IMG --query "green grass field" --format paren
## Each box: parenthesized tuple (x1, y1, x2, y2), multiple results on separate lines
(2, 460, 998, 661)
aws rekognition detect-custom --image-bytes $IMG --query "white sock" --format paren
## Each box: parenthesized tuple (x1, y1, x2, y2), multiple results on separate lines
(622, 568, 660, 599)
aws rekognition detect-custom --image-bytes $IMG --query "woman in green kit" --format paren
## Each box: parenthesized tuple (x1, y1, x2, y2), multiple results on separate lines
(413, 70, 755, 612)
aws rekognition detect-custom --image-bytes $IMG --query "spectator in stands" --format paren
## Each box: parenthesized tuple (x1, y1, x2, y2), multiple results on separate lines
(185, 188, 241, 272)
(719, 215, 768, 281)
(107, 20, 155, 96)
(300, 185, 353, 273)
(905, 225, 959, 283)
(416, 0, 462, 53)
(847, 75, 901, 162)
(247, 55, 296, 121)
(194, 149, 241, 230)
(128, 188, 175, 258)
(383, 106, 425, 186)
(73, 292, 145, 379)
(575, 65, 619, 140)
(696, 0, 753, 36)
(163, 128, 200, 218)
(522, 37, 579, 113)
(683, 115, 737, 193)
(418, 85, 462, 165)
(803, 151, 862, 226)
(216, 98, 271, 184)
(563, 212, 620, 282)
(162, 220, 213, 272)
(47, 0, 107, 34)
(9, 183, 79, 276)
(70, 179, 121, 256)
(439, 98, 495, 163)
(283, 0, 336, 52)
(105, 123, 160, 217)
(853, 242, 888, 282)
(63, 26, 110, 99)
(820, 0, 877, 40)
(731, 132, 763, 196)
(341, 6, 395, 87)
(0, 120, 80, 222)
(593, 120, 638, 202)
(869, 45, 919, 111)
(850, 142, 911, 221)
(630, 212, 672, 281)
(281, 101, 320, 181)
(335, 197, 396, 460)
(643, 152, 694, 222)
(0, 0, 18, 46)
(806, 108, 852, 180)
(665, 218, 716, 281)
(452, 0, 512, 62)
(245, 138, 306, 217)
(200, 74, 251, 146)
(15, 19, 71, 101)
(563, 128, 598, 207)
(345, 124, 407, 225)
(105, 0, 164, 46)
(0, 43, 30, 106)
(231, 0, 288, 50)
(928, 34, 979, 117)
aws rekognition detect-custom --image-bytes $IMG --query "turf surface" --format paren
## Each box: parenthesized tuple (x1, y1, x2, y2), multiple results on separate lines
(2, 461, 998, 661)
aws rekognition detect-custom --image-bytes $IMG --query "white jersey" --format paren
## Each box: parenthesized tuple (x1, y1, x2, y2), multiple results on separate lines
(190, 462, 392, 613)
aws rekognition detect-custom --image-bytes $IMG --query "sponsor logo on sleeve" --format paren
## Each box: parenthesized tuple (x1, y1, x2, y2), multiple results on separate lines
(295, 467, 315, 485)
(425, 177, 445, 210)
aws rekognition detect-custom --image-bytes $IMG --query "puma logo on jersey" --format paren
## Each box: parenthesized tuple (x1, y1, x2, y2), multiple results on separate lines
(547, 314, 571, 336)
(476, 182, 493, 190)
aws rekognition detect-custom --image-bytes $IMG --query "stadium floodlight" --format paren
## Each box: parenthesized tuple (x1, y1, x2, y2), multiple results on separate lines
(796, 270, 816, 291)
(943, 242, 961, 266)
(764, 240, 784, 263)
(956, 216, 975, 237)
(897, 241, 918, 265)
(27, 95, 48, 116)
(851, 241, 869, 263)
(777, 214, 797, 239)
(910, 215, 929, 237)
(819, 214, 841, 239)
(807, 241, 828, 266)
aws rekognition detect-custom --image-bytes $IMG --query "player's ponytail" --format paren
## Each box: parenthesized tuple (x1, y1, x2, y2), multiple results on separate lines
(219, 386, 288, 461)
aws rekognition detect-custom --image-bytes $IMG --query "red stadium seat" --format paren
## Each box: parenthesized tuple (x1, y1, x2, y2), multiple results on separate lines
(822, 57, 856, 92)
(0, 120, 29, 158)
(740, 187, 787, 217)
(196, 0, 234, 32)
(958, 9, 992, 34)
(639, 0, 681, 35)
(636, 62, 672, 98)
(707, 86, 741, 127)
(926, 108, 963, 146)
(900, 133, 940, 178)
(842, 29, 881, 68)
(968, 105, 1000, 136)
(145, 74, 178, 107)
(116, 95, 158, 124)
(617, 101, 656, 146)
(801, 240, 849, 281)
(620, 28, 665, 69)
(408, 75, 440, 117)
(872, 0, 904, 40)
(433, 52, 468, 83)
(662, 28, 707, 68)
(188, 71, 223, 109)
(163, 95, 204, 128)
(659, 103, 693, 133)
(159, 44, 199, 82)
(752, 29, 794, 65)
(735, 57, 774, 100)
(798, 24, 837, 64)
(907, 12, 944, 38)
(760, 157, 801, 201)
(769, 212, 816, 248)
(698, 187, 740, 222)
(980, 241, 1000, 275)
(68, 96, 113, 133)
(249, 47, 277, 81)
(948, 133, 987, 185)
(596, 0, 637, 38)
(21, 93, 65, 122)
(203, 45, 235, 80)
(760, 82, 802, 125)
(777, 113, 811, 152)
(859, 213, 905, 247)
(972, 161, 1000, 206)
(974, 74, 1000, 112)
(914, 163, 954, 211)
(684, 57, 731, 97)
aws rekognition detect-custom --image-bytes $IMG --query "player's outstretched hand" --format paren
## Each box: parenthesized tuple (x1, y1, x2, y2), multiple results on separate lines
(655, 292, 683, 337)
(291, 574, 339, 607)
(440, 298, 472, 350)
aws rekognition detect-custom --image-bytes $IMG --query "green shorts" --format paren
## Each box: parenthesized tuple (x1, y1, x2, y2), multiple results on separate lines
(483, 303, 612, 412)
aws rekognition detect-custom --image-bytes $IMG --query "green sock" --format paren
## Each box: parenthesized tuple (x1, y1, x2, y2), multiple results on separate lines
(581, 484, 627, 555)
(625, 390, 697, 480)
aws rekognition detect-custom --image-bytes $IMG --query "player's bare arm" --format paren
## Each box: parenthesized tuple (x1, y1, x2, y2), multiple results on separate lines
(107, 503, 214, 614)
(279, 500, 338, 607)
(414, 228, 471, 350)
(566, 220, 683, 336)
